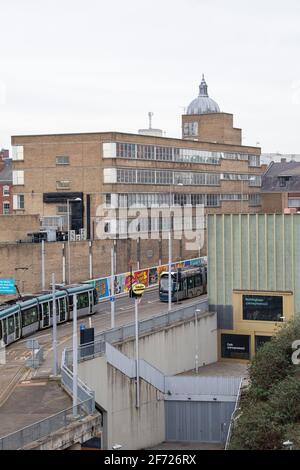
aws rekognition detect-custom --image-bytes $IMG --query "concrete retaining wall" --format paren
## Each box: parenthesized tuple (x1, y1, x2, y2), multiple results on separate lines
(116, 312, 217, 376)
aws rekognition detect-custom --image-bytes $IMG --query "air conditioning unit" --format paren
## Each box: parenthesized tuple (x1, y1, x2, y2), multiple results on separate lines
(69, 230, 76, 241)
(80, 228, 87, 240)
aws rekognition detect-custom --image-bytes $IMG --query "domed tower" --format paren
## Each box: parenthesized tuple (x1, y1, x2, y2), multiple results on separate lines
(187, 75, 220, 115)
(182, 75, 242, 145)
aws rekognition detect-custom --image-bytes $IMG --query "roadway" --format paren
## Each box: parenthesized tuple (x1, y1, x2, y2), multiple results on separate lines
(1, 289, 208, 391)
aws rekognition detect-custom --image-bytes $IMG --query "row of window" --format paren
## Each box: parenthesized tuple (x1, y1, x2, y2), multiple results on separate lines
(106, 192, 261, 208)
(115, 168, 262, 186)
(104, 142, 261, 166)
(11, 143, 261, 167)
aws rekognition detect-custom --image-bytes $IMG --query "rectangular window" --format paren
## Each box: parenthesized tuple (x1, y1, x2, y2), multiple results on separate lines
(206, 194, 220, 206)
(117, 168, 136, 183)
(221, 334, 250, 360)
(155, 146, 173, 161)
(56, 155, 69, 165)
(21, 307, 38, 327)
(56, 180, 71, 190)
(13, 194, 25, 210)
(249, 175, 262, 187)
(242, 295, 283, 322)
(105, 194, 112, 207)
(255, 335, 272, 352)
(183, 122, 198, 137)
(56, 205, 68, 214)
(12, 145, 24, 161)
(12, 170, 24, 185)
(3, 186, 10, 197)
(116, 143, 136, 159)
(137, 145, 155, 160)
(249, 155, 260, 167)
(249, 193, 261, 206)
(288, 198, 300, 208)
(3, 202, 10, 214)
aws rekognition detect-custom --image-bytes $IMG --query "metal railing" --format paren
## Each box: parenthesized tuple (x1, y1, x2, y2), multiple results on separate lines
(0, 398, 92, 450)
(64, 298, 209, 366)
(225, 378, 243, 450)
(61, 349, 95, 413)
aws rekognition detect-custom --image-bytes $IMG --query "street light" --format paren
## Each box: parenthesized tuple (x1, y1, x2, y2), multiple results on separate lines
(168, 181, 184, 312)
(194, 309, 201, 374)
(67, 197, 82, 284)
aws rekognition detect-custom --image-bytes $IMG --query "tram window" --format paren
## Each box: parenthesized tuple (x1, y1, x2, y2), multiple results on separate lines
(194, 274, 201, 287)
(0, 321, 2, 340)
(77, 292, 89, 309)
(187, 277, 194, 290)
(22, 307, 38, 327)
(3, 319, 7, 335)
(8, 316, 15, 335)
(15, 313, 20, 329)
(59, 298, 66, 320)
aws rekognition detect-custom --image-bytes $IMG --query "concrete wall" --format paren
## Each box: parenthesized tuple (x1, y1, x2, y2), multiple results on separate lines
(116, 312, 217, 376)
(78, 356, 165, 450)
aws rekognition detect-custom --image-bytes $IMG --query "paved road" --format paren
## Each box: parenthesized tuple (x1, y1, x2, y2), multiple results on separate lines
(1, 290, 207, 388)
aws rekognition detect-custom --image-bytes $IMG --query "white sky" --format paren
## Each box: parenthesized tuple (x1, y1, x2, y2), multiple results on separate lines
(0, 0, 300, 153)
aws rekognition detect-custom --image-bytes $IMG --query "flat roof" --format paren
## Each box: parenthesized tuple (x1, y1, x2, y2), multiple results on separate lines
(11, 130, 261, 152)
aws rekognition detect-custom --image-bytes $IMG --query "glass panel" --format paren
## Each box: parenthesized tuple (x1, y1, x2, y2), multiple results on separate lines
(22, 307, 38, 327)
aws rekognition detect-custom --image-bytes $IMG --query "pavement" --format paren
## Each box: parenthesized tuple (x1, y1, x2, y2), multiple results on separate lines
(0, 379, 71, 438)
(178, 361, 249, 379)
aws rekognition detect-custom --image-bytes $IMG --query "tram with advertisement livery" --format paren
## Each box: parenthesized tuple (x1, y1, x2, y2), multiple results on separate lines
(159, 266, 207, 302)
(0, 284, 97, 346)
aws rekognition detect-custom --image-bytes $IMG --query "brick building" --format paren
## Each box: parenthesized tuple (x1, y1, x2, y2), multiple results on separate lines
(261, 160, 300, 213)
(0, 151, 12, 215)
(11, 76, 263, 248)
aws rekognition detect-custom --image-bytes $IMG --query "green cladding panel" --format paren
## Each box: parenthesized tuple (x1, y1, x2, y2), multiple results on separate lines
(208, 214, 300, 319)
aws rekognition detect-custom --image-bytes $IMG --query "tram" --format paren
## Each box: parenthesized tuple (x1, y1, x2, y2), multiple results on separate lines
(159, 266, 207, 302)
(0, 284, 97, 346)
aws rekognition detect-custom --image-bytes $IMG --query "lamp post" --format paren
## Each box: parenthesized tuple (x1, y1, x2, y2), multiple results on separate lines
(168, 181, 183, 312)
(52, 273, 58, 376)
(67, 197, 82, 285)
(72, 292, 78, 417)
(194, 308, 201, 374)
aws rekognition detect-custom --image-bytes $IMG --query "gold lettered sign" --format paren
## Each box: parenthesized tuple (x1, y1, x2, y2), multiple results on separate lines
(132, 283, 146, 296)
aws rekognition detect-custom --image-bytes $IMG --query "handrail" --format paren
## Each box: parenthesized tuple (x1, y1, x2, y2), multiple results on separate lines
(0, 398, 93, 450)
(225, 377, 243, 450)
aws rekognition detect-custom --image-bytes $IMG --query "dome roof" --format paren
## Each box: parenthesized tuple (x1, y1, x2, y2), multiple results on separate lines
(187, 75, 220, 115)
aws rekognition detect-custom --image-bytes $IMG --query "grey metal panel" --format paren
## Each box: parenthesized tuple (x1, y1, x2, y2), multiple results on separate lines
(139, 359, 165, 392)
(165, 401, 234, 443)
(105, 343, 135, 378)
(164, 376, 241, 397)
(209, 304, 233, 329)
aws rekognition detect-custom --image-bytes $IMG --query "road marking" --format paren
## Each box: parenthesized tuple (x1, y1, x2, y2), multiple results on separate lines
(119, 306, 134, 311)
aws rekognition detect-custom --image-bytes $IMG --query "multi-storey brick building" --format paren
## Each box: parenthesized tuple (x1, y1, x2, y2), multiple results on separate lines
(0, 152, 12, 215)
(261, 160, 300, 213)
(11, 77, 263, 246)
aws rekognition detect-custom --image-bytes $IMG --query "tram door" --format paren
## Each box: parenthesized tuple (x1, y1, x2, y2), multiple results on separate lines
(15, 311, 21, 339)
(182, 278, 188, 299)
(88, 291, 94, 314)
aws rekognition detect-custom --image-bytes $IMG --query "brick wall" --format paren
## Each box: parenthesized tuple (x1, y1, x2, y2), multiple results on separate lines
(0, 236, 202, 300)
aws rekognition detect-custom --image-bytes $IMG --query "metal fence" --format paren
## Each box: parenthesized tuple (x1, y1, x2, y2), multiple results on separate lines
(0, 399, 93, 450)
(225, 378, 243, 450)
(61, 349, 95, 413)
(64, 297, 209, 366)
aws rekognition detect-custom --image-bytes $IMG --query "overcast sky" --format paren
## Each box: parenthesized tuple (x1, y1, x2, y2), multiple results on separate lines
(1, 0, 300, 153)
